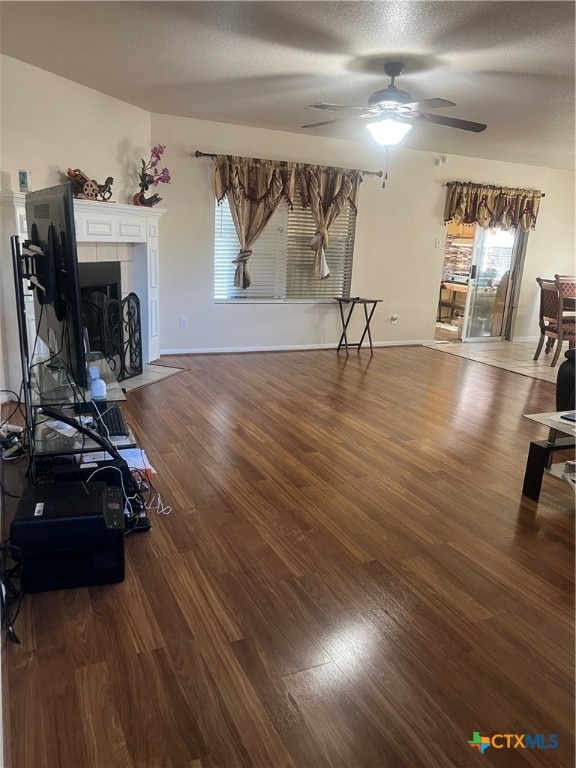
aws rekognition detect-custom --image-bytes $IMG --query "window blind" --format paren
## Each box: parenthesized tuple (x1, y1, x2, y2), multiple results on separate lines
(214, 193, 355, 301)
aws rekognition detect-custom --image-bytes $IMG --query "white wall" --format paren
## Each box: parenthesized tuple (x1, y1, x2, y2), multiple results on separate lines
(0, 56, 151, 201)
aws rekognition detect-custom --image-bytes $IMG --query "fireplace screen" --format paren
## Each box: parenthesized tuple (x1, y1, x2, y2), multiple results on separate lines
(79, 262, 142, 382)
(102, 294, 142, 380)
(82, 293, 143, 382)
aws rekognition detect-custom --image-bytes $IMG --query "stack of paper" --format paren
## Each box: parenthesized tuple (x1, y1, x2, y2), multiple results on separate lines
(562, 459, 575, 490)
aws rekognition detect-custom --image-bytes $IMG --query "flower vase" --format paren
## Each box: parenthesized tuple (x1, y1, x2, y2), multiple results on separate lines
(133, 190, 162, 207)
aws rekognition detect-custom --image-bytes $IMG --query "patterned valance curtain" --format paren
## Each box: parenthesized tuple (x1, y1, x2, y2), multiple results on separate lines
(444, 181, 543, 232)
(214, 155, 363, 286)
(296, 166, 363, 279)
(214, 155, 296, 288)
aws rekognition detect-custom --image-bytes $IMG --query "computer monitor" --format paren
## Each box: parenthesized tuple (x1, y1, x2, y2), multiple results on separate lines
(25, 183, 88, 389)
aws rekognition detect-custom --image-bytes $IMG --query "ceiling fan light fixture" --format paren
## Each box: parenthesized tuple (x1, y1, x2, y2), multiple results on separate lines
(366, 118, 413, 146)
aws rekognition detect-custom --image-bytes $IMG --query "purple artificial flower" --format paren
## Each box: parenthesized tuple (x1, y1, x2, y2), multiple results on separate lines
(153, 168, 171, 186)
(137, 146, 170, 191)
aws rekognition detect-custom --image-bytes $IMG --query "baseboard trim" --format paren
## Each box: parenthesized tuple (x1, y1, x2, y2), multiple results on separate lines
(160, 340, 430, 355)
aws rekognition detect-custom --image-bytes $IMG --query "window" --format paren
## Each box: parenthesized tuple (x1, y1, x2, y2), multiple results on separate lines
(214, 192, 356, 302)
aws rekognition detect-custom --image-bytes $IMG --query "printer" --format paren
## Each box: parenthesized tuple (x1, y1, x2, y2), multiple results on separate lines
(10, 481, 125, 593)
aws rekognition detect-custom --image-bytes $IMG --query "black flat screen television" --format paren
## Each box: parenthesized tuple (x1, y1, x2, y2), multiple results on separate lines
(25, 183, 88, 389)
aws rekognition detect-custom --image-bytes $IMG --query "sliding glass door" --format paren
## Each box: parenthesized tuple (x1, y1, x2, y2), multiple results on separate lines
(460, 228, 525, 342)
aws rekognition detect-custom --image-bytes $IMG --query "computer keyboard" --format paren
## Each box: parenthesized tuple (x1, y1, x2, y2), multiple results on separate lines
(94, 405, 129, 437)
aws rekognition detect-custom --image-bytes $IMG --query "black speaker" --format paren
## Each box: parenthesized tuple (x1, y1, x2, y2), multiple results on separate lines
(10, 481, 125, 593)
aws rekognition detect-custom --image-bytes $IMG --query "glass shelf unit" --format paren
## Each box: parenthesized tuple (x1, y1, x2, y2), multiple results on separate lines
(29, 352, 126, 408)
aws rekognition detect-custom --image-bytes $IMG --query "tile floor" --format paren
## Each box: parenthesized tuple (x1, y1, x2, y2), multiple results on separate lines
(424, 339, 570, 384)
(122, 363, 185, 392)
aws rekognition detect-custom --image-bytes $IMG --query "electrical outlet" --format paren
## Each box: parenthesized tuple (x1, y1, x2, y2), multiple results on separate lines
(180, 315, 189, 328)
(391, 314, 398, 324)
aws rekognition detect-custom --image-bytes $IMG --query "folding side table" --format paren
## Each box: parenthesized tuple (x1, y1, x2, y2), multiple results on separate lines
(335, 297, 382, 355)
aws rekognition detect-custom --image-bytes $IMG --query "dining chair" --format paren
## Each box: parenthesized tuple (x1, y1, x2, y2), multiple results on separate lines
(533, 278, 559, 362)
(552, 274, 576, 364)
(554, 274, 576, 313)
(534, 276, 576, 366)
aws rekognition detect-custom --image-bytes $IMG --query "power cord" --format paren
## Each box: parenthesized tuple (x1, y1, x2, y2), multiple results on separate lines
(125, 422, 173, 518)
(0, 393, 27, 463)
(0, 479, 20, 499)
(130, 467, 172, 516)
(0, 541, 23, 644)
(84, 464, 150, 533)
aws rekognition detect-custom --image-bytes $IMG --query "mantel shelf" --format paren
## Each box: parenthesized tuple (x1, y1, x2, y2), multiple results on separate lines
(1, 190, 166, 217)
(1, 190, 165, 244)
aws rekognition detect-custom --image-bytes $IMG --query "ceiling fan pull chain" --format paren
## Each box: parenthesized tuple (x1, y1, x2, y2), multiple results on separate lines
(382, 148, 390, 188)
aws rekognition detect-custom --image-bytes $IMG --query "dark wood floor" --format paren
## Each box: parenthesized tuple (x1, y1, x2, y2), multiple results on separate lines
(2, 346, 574, 768)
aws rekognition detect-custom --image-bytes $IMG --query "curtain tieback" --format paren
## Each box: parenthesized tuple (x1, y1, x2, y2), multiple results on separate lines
(232, 249, 253, 265)
(307, 227, 329, 250)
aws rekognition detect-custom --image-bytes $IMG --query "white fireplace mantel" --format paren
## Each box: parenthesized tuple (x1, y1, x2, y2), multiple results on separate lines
(1, 191, 165, 392)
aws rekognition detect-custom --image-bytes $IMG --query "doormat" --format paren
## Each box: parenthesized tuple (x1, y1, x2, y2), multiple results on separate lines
(435, 322, 459, 332)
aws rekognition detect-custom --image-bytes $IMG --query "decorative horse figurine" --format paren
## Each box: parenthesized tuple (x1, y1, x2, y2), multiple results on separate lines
(67, 168, 114, 202)
(98, 177, 114, 201)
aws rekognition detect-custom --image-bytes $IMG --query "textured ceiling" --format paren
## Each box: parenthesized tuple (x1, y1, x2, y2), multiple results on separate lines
(1, 1, 574, 169)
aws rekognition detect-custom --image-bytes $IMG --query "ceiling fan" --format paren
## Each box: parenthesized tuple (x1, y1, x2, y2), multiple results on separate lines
(302, 62, 487, 144)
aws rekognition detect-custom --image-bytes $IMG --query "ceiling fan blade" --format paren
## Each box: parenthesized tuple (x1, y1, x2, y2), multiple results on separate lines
(402, 98, 456, 111)
(302, 114, 372, 128)
(414, 112, 487, 132)
(310, 103, 370, 112)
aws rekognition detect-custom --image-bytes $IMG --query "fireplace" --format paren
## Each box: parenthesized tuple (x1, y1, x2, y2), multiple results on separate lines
(79, 261, 121, 353)
(1, 192, 164, 397)
(79, 262, 142, 381)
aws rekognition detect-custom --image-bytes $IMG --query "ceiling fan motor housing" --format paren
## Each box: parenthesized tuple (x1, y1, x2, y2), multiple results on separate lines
(368, 86, 413, 108)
